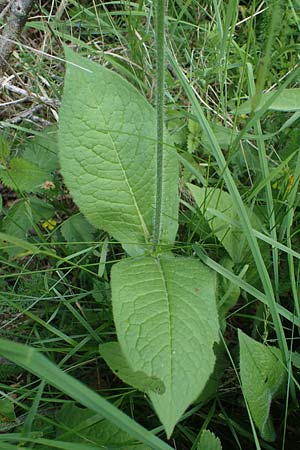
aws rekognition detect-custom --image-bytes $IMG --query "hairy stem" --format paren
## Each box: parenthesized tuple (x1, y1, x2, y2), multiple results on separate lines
(152, 0, 165, 250)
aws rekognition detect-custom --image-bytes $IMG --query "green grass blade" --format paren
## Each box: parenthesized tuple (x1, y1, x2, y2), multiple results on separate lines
(166, 49, 289, 364)
(246, 63, 279, 304)
(193, 244, 300, 328)
(0, 339, 174, 450)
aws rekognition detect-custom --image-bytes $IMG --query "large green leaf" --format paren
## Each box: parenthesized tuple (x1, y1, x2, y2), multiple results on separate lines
(238, 330, 286, 442)
(112, 254, 219, 437)
(59, 48, 178, 256)
(197, 430, 222, 450)
(99, 341, 165, 394)
(236, 88, 300, 114)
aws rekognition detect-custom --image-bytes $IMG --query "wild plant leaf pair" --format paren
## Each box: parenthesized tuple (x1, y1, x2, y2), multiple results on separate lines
(58, 49, 287, 441)
(58, 48, 219, 436)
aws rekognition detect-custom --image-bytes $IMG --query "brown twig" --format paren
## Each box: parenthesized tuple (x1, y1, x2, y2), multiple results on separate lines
(1, 78, 61, 107)
(0, 0, 34, 74)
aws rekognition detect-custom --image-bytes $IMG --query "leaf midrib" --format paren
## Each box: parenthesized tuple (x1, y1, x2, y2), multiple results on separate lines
(156, 257, 174, 405)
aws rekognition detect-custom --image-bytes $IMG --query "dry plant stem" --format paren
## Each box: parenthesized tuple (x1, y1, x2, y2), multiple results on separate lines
(0, 0, 34, 74)
(1, 78, 60, 107)
(8, 104, 49, 124)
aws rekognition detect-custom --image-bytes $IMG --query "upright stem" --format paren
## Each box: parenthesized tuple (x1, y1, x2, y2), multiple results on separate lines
(152, 0, 165, 250)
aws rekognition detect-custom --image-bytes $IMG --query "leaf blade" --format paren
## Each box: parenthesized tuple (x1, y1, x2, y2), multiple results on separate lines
(238, 330, 286, 442)
(59, 49, 178, 256)
(112, 255, 219, 436)
(197, 430, 222, 450)
(99, 341, 165, 394)
(236, 88, 300, 114)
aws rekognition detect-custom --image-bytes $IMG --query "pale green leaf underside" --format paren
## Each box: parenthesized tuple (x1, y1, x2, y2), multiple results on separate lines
(99, 341, 165, 394)
(112, 254, 219, 437)
(58, 48, 178, 256)
(238, 330, 286, 442)
(236, 88, 300, 114)
(197, 430, 222, 450)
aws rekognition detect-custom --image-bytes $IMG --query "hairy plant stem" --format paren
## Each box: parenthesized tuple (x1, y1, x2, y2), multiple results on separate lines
(152, 0, 165, 251)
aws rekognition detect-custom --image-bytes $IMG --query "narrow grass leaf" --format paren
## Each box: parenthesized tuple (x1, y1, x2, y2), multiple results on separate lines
(0, 232, 40, 255)
(57, 402, 151, 449)
(0, 339, 174, 450)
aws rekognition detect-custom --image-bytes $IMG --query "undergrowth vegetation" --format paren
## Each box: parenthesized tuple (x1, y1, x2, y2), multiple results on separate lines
(0, 1, 300, 449)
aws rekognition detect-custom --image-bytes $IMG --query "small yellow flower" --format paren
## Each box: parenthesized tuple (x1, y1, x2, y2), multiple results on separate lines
(41, 219, 57, 231)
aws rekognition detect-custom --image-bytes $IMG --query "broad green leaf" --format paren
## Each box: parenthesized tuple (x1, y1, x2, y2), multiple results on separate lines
(61, 213, 95, 251)
(23, 125, 59, 173)
(238, 330, 286, 442)
(57, 402, 151, 449)
(236, 88, 300, 114)
(112, 254, 219, 437)
(197, 430, 222, 450)
(0, 157, 48, 193)
(99, 341, 165, 394)
(188, 185, 264, 264)
(59, 48, 178, 256)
